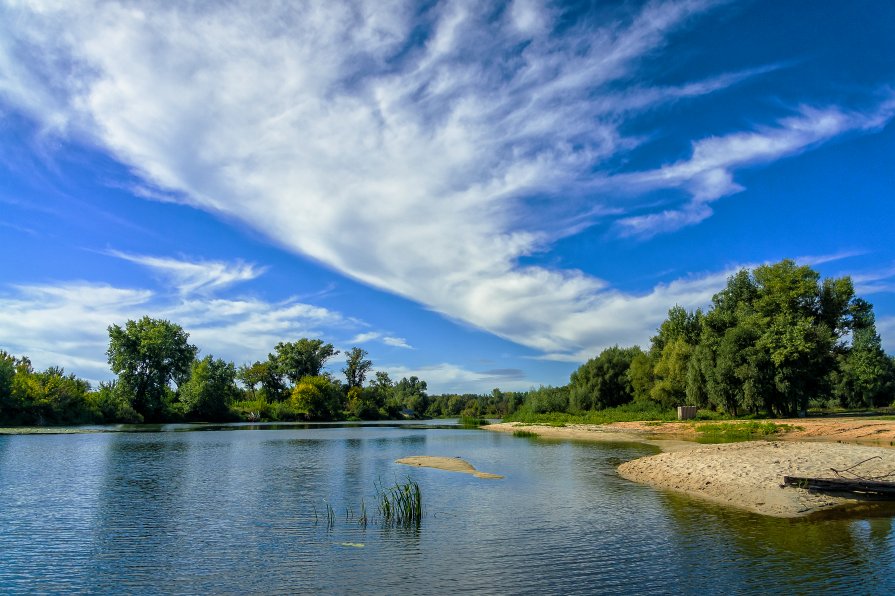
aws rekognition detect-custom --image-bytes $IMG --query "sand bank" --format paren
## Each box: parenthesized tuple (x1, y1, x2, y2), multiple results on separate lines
(396, 456, 503, 479)
(618, 440, 895, 517)
(487, 420, 895, 517)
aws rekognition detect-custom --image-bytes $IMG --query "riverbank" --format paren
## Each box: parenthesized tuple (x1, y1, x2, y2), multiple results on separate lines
(487, 419, 895, 517)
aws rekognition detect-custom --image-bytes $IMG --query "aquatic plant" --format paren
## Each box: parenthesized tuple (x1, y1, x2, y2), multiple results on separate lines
(375, 478, 423, 527)
(512, 430, 538, 438)
(458, 416, 490, 427)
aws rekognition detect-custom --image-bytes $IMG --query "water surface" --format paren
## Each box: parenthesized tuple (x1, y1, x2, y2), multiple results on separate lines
(1, 422, 894, 594)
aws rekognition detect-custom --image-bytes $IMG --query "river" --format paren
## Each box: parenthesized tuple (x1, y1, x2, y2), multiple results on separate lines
(1, 421, 894, 594)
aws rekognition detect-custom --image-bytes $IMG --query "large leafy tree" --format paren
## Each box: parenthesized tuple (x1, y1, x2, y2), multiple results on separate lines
(342, 347, 372, 389)
(107, 316, 198, 420)
(291, 375, 344, 420)
(569, 346, 639, 411)
(273, 339, 339, 385)
(180, 356, 240, 420)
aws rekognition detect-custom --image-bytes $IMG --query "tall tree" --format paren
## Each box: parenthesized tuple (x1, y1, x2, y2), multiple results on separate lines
(180, 356, 240, 420)
(107, 316, 198, 420)
(342, 347, 372, 389)
(273, 339, 339, 385)
(569, 346, 639, 411)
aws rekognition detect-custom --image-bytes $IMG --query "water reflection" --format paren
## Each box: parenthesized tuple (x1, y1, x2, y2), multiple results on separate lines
(1, 427, 894, 594)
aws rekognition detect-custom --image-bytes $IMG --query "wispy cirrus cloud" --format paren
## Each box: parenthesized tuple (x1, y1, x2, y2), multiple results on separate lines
(614, 100, 895, 238)
(107, 251, 265, 295)
(0, 0, 892, 364)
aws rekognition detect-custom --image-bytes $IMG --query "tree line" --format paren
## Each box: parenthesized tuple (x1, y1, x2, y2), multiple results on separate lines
(513, 260, 895, 419)
(0, 318, 432, 425)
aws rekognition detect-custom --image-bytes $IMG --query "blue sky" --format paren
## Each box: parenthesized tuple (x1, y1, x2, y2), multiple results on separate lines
(1, 0, 894, 393)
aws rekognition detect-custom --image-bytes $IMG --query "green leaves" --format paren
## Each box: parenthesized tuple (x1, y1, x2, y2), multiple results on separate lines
(106, 316, 198, 420)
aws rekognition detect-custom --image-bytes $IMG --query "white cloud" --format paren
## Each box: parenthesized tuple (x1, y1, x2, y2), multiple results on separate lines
(879, 317, 895, 354)
(384, 362, 537, 394)
(107, 251, 264, 295)
(0, 0, 891, 365)
(0, 280, 352, 382)
(383, 336, 413, 349)
(615, 101, 895, 238)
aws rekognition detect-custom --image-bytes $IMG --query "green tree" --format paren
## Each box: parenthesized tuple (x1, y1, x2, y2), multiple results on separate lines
(342, 347, 372, 389)
(107, 316, 198, 420)
(273, 339, 339, 385)
(569, 346, 639, 411)
(650, 337, 692, 408)
(833, 299, 895, 408)
(369, 371, 395, 416)
(180, 356, 240, 420)
(394, 376, 428, 416)
(291, 375, 344, 420)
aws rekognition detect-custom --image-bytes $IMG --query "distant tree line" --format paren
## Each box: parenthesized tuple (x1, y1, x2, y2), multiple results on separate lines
(0, 318, 433, 425)
(512, 260, 895, 419)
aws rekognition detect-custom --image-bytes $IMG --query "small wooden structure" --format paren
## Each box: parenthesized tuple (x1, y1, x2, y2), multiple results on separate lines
(677, 406, 698, 420)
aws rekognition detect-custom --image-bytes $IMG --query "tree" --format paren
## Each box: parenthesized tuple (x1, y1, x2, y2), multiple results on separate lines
(273, 339, 339, 385)
(342, 347, 372, 389)
(569, 346, 639, 411)
(291, 375, 344, 420)
(650, 338, 692, 408)
(394, 376, 428, 416)
(107, 316, 198, 420)
(180, 356, 240, 420)
(833, 300, 895, 408)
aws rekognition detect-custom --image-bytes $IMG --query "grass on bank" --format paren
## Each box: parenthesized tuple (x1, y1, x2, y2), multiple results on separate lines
(503, 402, 679, 426)
(694, 421, 801, 443)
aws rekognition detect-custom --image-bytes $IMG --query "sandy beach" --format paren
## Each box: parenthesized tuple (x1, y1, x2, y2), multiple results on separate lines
(487, 419, 895, 517)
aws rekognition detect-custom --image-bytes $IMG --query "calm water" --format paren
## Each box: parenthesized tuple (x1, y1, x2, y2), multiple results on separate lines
(2, 422, 895, 594)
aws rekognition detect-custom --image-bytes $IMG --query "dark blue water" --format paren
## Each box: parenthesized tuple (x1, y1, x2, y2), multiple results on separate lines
(1, 422, 894, 594)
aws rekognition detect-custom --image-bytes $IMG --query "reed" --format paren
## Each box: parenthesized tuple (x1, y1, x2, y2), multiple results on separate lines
(512, 429, 538, 438)
(375, 478, 423, 526)
(458, 416, 490, 427)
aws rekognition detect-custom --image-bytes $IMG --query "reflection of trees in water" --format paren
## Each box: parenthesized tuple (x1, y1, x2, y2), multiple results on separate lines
(659, 490, 895, 593)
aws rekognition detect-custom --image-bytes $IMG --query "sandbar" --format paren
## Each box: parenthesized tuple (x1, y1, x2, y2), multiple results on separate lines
(396, 456, 503, 479)
(487, 420, 895, 517)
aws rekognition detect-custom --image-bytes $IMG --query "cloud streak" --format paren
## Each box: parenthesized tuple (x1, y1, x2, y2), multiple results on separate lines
(0, 0, 891, 362)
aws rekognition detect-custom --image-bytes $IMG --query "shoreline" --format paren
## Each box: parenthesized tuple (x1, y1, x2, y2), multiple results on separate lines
(486, 419, 895, 518)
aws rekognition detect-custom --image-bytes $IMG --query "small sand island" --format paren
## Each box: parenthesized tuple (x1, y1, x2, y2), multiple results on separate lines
(488, 420, 895, 517)
(396, 456, 503, 479)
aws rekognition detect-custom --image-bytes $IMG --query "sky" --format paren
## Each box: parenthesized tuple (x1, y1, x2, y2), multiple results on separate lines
(1, 0, 894, 394)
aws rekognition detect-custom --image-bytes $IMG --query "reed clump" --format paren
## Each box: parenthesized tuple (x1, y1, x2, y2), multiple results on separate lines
(512, 429, 538, 438)
(458, 416, 491, 427)
(375, 478, 423, 527)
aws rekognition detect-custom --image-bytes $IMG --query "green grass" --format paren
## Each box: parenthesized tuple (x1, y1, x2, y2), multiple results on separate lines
(458, 416, 491, 427)
(694, 421, 801, 443)
(504, 402, 677, 426)
(512, 429, 538, 438)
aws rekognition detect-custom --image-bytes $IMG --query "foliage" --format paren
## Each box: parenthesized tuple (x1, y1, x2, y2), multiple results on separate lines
(569, 346, 640, 411)
(273, 339, 339, 385)
(393, 376, 428, 416)
(291, 375, 344, 420)
(107, 316, 198, 421)
(342, 347, 373, 389)
(694, 421, 801, 443)
(504, 401, 676, 425)
(458, 416, 490, 426)
(375, 478, 423, 527)
(179, 355, 240, 420)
